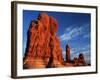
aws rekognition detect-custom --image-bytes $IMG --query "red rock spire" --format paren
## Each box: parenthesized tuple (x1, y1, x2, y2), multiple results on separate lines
(23, 12, 64, 69)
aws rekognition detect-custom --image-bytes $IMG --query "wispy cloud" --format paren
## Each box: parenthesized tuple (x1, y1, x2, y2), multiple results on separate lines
(59, 23, 89, 42)
(65, 27, 72, 32)
(59, 27, 82, 41)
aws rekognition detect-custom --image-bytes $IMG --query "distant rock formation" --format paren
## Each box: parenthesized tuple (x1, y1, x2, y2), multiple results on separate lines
(23, 12, 64, 69)
(66, 44, 71, 62)
(73, 53, 86, 66)
(73, 57, 78, 66)
(78, 53, 86, 66)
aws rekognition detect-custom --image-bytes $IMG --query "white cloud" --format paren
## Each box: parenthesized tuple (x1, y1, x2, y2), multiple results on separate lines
(59, 27, 82, 41)
(59, 26, 83, 42)
(65, 27, 72, 32)
(59, 23, 90, 42)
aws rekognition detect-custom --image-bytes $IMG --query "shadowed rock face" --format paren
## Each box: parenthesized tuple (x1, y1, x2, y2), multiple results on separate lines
(23, 13, 64, 69)
(73, 53, 86, 66)
(66, 44, 71, 62)
(78, 53, 86, 66)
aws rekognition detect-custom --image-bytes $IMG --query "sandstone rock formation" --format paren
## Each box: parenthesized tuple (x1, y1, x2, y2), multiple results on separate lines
(73, 53, 86, 66)
(78, 53, 86, 66)
(73, 57, 78, 66)
(66, 44, 71, 62)
(23, 12, 64, 69)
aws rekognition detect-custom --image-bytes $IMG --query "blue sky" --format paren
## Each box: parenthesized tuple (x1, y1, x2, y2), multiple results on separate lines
(23, 10, 91, 64)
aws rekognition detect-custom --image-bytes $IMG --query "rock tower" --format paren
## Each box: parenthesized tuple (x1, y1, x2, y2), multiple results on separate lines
(66, 44, 71, 62)
(23, 12, 64, 69)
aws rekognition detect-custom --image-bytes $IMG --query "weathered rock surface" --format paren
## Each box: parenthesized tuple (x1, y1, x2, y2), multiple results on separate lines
(78, 53, 86, 66)
(73, 53, 86, 66)
(23, 13, 64, 69)
(66, 44, 71, 62)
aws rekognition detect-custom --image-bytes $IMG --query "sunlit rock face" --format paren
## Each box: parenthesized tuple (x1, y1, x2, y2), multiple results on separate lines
(23, 13, 64, 69)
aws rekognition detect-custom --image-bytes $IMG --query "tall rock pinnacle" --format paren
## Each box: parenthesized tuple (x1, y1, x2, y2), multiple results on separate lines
(23, 12, 64, 69)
